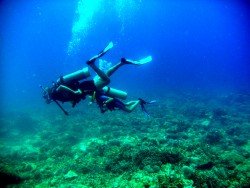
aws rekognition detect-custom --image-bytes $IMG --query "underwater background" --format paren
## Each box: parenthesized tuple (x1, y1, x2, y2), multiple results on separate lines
(0, 0, 249, 187)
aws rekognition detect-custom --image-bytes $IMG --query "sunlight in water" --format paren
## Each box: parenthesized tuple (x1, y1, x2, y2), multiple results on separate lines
(67, 0, 141, 56)
(67, 0, 103, 55)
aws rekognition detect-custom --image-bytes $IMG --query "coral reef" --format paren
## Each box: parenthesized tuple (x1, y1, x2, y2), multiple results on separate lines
(0, 92, 249, 187)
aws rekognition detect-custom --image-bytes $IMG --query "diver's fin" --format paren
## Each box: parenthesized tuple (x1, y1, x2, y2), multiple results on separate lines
(138, 98, 149, 117)
(138, 56, 152, 64)
(102, 41, 113, 55)
(148, 100, 157, 104)
(122, 55, 152, 65)
(138, 98, 156, 117)
(87, 42, 113, 64)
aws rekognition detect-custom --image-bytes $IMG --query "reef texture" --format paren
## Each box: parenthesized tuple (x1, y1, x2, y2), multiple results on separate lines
(0, 92, 249, 187)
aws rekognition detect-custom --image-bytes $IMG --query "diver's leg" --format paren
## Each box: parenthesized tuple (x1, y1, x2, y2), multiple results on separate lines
(92, 75, 110, 90)
(106, 58, 129, 77)
(88, 60, 110, 83)
(87, 57, 110, 90)
(124, 99, 153, 114)
(86, 42, 114, 87)
(106, 58, 142, 77)
(106, 61, 124, 77)
(87, 58, 122, 88)
(89, 59, 131, 89)
(106, 57, 149, 77)
(91, 55, 150, 82)
(123, 100, 141, 113)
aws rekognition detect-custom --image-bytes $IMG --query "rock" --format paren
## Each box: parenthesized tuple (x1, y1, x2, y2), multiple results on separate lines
(201, 119, 210, 126)
(144, 165, 154, 173)
(64, 170, 78, 180)
(182, 165, 195, 179)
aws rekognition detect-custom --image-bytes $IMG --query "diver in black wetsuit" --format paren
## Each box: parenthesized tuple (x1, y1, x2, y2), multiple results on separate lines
(92, 90, 155, 115)
(43, 79, 90, 107)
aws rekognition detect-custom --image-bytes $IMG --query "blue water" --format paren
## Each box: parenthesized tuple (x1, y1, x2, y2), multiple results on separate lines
(1, 1, 250, 187)
(1, 0, 249, 109)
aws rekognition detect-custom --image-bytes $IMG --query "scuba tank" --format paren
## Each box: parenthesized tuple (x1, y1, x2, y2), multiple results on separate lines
(103, 86, 127, 100)
(58, 67, 90, 83)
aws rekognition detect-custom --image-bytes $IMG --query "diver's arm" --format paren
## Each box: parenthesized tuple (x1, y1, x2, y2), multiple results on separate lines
(103, 97, 114, 105)
(56, 85, 82, 95)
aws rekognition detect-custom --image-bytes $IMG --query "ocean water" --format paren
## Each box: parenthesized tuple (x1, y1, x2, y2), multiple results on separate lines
(0, 0, 249, 187)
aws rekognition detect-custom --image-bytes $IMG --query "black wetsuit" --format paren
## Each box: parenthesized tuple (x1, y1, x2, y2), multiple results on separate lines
(49, 80, 97, 107)
(79, 80, 97, 92)
(95, 91, 126, 113)
(49, 80, 81, 105)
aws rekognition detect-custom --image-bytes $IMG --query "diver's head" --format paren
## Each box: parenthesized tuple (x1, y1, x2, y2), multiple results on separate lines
(42, 87, 53, 104)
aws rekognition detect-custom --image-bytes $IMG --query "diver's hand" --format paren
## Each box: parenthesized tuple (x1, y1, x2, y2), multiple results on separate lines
(74, 89, 82, 95)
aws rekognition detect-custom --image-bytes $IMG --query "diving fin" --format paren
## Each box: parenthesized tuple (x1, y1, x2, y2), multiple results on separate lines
(102, 41, 113, 55)
(123, 55, 152, 65)
(139, 98, 156, 117)
(88, 42, 114, 64)
(138, 56, 152, 64)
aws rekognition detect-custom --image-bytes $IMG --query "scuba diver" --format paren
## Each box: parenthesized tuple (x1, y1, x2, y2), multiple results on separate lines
(41, 42, 153, 115)
(92, 90, 156, 116)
